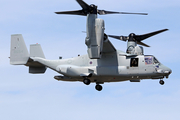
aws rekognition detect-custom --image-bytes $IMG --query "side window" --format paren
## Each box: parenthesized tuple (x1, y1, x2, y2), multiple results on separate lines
(130, 58, 139, 67)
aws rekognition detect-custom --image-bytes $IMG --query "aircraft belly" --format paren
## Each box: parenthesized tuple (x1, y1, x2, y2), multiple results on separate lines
(96, 66, 118, 76)
(55, 62, 165, 83)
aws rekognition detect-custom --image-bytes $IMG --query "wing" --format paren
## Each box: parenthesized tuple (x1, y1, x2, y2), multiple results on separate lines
(101, 40, 116, 53)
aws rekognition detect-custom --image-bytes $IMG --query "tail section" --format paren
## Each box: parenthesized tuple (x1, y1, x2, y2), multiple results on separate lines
(10, 34, 29, 65)
(30, 44, 45, 58)
(29, 44, 46, 74)
(10, 34, 46, 74)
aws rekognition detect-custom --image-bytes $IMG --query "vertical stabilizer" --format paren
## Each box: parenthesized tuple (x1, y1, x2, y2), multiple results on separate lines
(30, 44, 45, 58)
(10, 34, 29, 65)
(29, 44, 46, 74)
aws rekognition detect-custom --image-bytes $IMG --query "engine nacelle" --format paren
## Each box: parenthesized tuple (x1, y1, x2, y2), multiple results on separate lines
(86, 17, 105, 59)
(134, 46, 144, 55)
(126, 41, 144, 55)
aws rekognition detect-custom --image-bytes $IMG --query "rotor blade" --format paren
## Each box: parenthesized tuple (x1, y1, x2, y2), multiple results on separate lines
(119, 12, 148, 15)
(134, 29, 169, 41)
(108, 35, 128, 41)
(55, 10, 86, 16)
(98, 10, 148, 15)
(98, 10, 120, 15)
(137, 41, 150, 47)
(76, 0, 90, 10)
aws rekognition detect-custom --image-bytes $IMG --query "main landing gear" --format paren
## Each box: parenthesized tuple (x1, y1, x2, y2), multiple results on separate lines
(83, 78, 103, 91)
(83, 78, 91, 85)
(159, 79, 165, 85)
(95, 84, 103, 91)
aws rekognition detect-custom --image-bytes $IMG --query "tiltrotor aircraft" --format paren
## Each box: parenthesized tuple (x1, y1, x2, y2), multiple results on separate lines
(10, 0, 172, 91)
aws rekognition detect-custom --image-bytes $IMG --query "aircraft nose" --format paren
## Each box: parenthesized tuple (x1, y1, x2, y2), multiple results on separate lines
(168, 68, 172, 75)
(163, 66, 172, 75)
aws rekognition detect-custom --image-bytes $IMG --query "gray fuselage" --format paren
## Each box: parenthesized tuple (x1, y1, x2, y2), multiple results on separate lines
(31, 50, 171, 83)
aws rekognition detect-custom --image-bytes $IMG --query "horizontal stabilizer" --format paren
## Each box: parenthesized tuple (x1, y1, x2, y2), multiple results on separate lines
(29, 66, 46, 74)
(10, 34, 47, 74)
(28, 44, 46, 74)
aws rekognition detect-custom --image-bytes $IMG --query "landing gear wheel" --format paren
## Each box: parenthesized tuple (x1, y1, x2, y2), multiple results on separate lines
(83, 78, 91, 85)
(159, 80, 165, 85)
(95, 84, 103, 91)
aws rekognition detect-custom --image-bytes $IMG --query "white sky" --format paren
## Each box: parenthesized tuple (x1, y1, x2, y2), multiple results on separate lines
(0, 0, 180, 120)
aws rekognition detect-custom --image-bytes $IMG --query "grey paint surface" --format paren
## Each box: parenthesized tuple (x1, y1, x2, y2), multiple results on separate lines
(10, 34, 172, 84)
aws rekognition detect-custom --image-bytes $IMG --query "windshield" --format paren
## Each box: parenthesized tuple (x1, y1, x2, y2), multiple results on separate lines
(144, 56, 160, 65)
(153, 57, 160, 64)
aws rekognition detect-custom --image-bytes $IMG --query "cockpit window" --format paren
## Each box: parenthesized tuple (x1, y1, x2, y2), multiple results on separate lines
(153, 57, 160, 64)
(145, 56, 160, 65)
(145, 56, 153, 65)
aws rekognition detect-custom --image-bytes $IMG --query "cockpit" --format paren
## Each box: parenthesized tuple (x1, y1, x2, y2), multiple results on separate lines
(144, 55, 160, 65)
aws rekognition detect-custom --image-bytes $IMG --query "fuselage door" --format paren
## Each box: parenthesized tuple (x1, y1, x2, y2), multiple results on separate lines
(129, 58, 139, 74)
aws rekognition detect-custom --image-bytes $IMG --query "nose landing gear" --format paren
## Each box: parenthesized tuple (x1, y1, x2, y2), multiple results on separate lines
(159, 79, 165, 85)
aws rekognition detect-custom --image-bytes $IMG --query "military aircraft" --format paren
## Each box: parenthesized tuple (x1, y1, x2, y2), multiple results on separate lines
(10, 0, 172, 91)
